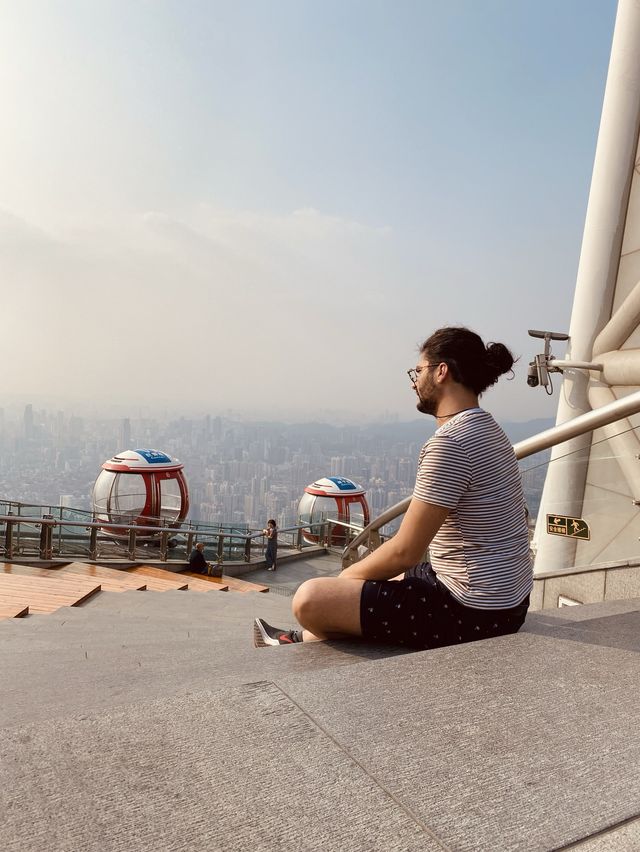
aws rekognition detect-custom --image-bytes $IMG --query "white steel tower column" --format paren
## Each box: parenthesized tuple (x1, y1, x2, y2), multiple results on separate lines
(534, 0, 640, 573)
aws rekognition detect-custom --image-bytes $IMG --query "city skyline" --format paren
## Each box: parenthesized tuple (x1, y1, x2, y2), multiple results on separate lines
(0, 402, 552, 529)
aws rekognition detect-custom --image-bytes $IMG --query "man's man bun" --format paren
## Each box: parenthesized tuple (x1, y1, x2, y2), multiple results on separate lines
(485, 342, 515, 383)
(420, 327, 517, 396)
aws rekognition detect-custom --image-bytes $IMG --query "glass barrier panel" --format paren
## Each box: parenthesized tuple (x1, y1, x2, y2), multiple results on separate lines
(111, 474, 147, 520)
(348, 504, 365, 528)
(159, 477, 182, 522)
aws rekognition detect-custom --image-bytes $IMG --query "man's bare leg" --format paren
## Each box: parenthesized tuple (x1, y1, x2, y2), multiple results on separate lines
(292, 577, 365, 641)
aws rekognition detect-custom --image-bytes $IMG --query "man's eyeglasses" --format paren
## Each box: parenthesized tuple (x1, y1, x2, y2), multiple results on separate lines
(407, 364, 440, 384)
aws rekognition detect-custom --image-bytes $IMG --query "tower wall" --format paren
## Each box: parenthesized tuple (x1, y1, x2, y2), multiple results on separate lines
(534, 0, 640, 573)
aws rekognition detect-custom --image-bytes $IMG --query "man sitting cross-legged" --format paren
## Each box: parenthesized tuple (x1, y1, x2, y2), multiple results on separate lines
(254, 327, 532, 650)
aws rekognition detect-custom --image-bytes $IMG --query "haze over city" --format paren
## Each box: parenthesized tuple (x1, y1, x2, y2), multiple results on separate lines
(1, 0, 617, 422)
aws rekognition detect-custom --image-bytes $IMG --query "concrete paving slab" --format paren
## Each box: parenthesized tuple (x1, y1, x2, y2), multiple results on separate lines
(241, 553, 341, 594)
(0, 632, 407, 730)
(0, 605, 300, 653)
(0, 683, 441, 852)
(534, 598, 640, 622)
(571, 816, 640, 850)
(277, 632, 640, 852)
(523, 610, 640, 653)
(80, 587, 294, 615)
(1, 593, 639, 849)
(545, 611, 640, 653)
(11, 593, 296, 636)
(0, 605, 85, 633)
(77, 588, 295, 617)
(0, 601, 299, 654)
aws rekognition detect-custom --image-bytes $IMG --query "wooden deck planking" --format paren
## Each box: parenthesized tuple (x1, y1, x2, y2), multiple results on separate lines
(182, 572, 268, 593)
(59, 563, 148, 591)
(1, 562, 148, 593)
(0, 574, 102, 613)
(178, 573, 228, 592)
(124, 566, 189, 591)
(0, 562, 66, 578)
(0, 603, 29, 619)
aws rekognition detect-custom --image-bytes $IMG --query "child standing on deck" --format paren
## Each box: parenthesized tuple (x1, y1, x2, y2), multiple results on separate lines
(263, 519, 278, 571)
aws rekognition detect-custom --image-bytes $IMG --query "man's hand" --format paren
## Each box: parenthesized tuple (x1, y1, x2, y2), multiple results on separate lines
(340, 499, 449, 582)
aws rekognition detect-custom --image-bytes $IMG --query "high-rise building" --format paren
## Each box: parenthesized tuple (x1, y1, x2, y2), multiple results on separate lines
(24, 404, 34, 440)
(120, 418, 131, 449)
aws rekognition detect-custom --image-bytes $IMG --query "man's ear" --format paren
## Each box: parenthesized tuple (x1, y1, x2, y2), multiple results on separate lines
(436, 362, 449, 382)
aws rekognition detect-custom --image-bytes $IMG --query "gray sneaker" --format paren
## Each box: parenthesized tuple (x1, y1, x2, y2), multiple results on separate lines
(253, 618, 302, 647)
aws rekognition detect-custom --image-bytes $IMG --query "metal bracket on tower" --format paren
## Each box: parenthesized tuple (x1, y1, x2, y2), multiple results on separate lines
(526, 329, 603, 395)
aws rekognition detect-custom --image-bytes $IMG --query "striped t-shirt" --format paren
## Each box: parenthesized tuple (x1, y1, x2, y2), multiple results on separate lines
(413, 408, 532, 609)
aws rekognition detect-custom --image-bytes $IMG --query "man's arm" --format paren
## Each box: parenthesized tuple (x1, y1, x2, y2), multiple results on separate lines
(340, 498, 449, 582)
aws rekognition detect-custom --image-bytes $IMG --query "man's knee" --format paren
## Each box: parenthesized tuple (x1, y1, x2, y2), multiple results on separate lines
(292, 577, 325, 623)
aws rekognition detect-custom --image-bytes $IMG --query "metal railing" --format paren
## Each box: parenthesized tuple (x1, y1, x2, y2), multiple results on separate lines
(341, 388, 640, 568)
(0, 508, 330, 565)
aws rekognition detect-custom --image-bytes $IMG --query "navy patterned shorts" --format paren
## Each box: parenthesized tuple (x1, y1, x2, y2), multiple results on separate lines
(360, 563, 529, 650)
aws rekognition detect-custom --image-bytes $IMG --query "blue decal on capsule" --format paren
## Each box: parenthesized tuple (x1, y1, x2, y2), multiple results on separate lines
(135, 449, 172, 464)
(327, 476, 356, 490)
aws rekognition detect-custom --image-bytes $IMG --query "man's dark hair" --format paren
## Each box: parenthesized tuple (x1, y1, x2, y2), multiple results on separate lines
(267, 519, 277, 527)
(420, 326, 515, 395)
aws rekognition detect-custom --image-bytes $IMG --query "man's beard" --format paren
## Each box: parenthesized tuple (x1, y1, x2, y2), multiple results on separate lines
(416, 395, 437, 415)
(415, 377, 440, 416)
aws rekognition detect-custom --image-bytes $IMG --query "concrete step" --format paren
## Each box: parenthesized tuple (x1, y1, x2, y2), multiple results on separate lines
(2, 597, 619, 733)
(530, 598, 640, 622)
(0, 592, 299, 655)
(75, 587, 296, 620)
(2, 606, 567, 660)
(0, 623, 406, 730)
(0, 604, 298, 647)
(181, 571, 269, 593)
(3, 620, 640, 852)
(0, 677, 427, 852)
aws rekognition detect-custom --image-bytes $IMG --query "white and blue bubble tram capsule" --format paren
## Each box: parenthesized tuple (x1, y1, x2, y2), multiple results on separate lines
(298, 476, 369, 545)
(92, 449, 190, 537)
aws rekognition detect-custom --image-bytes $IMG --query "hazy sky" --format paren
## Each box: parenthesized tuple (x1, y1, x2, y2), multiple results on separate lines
(0, 0, 617, 422)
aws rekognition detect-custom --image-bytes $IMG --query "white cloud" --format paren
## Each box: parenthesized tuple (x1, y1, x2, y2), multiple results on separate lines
(0, 205, 416, 415)
(0, 202, 562, 422)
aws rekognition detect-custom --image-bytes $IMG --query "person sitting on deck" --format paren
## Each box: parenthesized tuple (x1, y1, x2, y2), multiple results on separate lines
(254, 326, 532, 649)
(188, 541, 210, 575)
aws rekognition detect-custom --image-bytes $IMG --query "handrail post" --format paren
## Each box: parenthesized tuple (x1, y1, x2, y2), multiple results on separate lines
(217, 535, 224, 562)
(296, 526, 303, 551)
(159, 530, 169, 561)
(244, 535, 252, 563)
(5, 512, 14, 560)
(38, 520, 45, 559)
(15, 508, 21, 553)
(39, 515, 53, 560)
(186, 532, 194, 555)
(89, 523, 98, 560)
(128, 527, 137, 561)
